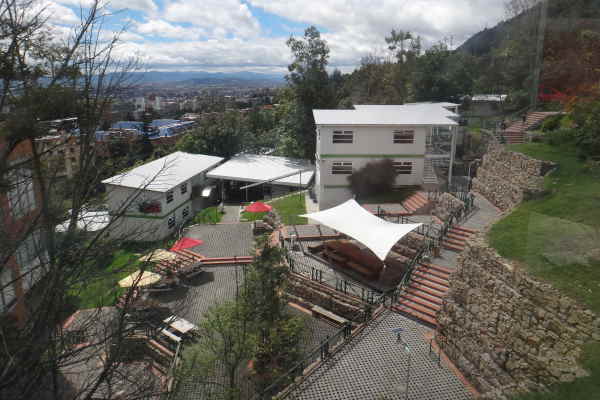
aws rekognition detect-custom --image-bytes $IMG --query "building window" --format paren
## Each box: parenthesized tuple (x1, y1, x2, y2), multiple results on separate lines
(393, 161, 413, 175)
(166, 190, 174, 204)
(331, 161, 353, 175)
(332, 130, 353, 144)
(180, 182, 188, 195)
(15, 231, 45, 291)
(168, 215, 176, 229)
(393, 130, 415, 144)
(182, 206, 189, 219)
(7, 167, 36, 217)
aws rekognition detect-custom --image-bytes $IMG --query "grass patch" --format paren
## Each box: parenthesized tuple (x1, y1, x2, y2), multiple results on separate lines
(71, 249, 141, 309)
(490, 143, 600, 312)
(193, 206, 224, 224)
(271, 193, 307, 225)
(488, 142, 600, 400)
(241, 210, 267, 221)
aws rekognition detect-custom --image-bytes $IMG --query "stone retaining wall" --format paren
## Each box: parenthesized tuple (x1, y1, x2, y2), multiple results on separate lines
(432, 192, 465, 222)
(286, 274, 367, 322)
(472, 142, 556, 211)
(437, 237, 600, 399)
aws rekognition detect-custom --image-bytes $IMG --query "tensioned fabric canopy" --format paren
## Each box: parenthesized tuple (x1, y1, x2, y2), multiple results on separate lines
(301, 199, 422, 262)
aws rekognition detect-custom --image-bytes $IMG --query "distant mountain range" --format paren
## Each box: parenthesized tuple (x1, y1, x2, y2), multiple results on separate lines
(127, 71, 285, 86)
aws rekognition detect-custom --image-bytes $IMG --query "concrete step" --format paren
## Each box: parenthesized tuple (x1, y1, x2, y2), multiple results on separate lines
(408, 281, 447, 298)
(399, 294, 440, 313)
(405, 287, 443, 306)
(412, 271, 449, 289)
(416, 265, 449, 281)
(420, 262, 454, 275)
(442, 242, 465, 253)
(452, 225, 478, 234)
(392, 303, 437, 326)
(443, 237, 466, 247)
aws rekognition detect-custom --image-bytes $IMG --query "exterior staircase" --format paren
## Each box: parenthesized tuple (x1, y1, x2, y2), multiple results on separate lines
(401, 191, 430, 214)
(442, 225, 477, 253)
(422, 158, 439, 186)
(392, 263, 452, 326)
(501, 111, 561, 144)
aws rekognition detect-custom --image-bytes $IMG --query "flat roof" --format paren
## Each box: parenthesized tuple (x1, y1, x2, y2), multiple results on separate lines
(314, 104, 458, 126)
(206, 154, 314, 187)
(102, 151, 224, 192)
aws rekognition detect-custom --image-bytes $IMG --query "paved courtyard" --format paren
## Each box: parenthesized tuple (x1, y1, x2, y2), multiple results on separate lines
(183, 222, 254, 258)
(288, 310, 473, 400)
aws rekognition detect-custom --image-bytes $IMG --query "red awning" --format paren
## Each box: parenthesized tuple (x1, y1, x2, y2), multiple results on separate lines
(170, 237, 203, 252)
(244, 201, 273, 213)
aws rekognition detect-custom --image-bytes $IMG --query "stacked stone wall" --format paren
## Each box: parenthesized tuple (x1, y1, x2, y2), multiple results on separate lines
(286, 274, 366, 322)
(472, 143, 555, 211)
(432, 192, 466, 222)
(437, 237, 600, 399)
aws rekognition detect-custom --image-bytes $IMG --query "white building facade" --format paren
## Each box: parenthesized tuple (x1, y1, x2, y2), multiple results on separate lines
(102, 152, 223, 241)
(314, 104, 458, 210)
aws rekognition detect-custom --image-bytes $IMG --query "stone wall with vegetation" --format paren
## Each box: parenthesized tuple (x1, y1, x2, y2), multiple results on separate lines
(286, 274, 367, 322)
(432, 192, 465, 222)
(472, 143, 556, 211)
(437, 237, 600, 399)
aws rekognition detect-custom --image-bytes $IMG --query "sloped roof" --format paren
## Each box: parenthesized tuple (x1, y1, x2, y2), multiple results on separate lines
(301, 199, 422, 261)
(314, 104, 458, 126)
(102, 151, 224, 192)
(206, 154, 314, 187)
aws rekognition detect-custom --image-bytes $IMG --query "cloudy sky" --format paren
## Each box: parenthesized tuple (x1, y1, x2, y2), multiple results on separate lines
(45, 0, 508, 75)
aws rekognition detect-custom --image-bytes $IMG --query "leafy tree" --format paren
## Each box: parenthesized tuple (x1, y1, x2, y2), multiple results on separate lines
(176, 111, 245, 158)
(177, 300, 255, 400)
(286, 26, 336, 160)
(570, 97, 600, 159)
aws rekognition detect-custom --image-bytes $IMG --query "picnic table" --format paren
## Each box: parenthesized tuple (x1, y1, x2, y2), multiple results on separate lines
(164, 315, 198, 335)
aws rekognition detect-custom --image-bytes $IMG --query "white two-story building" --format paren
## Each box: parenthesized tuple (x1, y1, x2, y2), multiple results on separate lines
(102, 151, 224, 241)
(313, 103, 459, 210)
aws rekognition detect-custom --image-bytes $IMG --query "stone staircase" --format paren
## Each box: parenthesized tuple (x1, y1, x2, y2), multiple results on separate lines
(501, 111, 561, 144)
(392, 263, 452, 326)
(401, 191, 430, 214)
(442, 225, 477, 253)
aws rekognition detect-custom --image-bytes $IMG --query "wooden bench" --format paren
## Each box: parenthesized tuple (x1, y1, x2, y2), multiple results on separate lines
(346, 260, 377, 279)
(311, 305, 348, 326)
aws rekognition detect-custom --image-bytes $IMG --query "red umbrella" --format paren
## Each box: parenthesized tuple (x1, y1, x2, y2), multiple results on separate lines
(170, 237, 203, 252)
(244, 201, 273, 213)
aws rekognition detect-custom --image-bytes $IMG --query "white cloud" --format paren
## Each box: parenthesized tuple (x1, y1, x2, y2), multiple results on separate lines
(135, 19, 205, 39)
(109, 0, 158, 13)
(163, 0, 261, 38)
(249, 0, 507, 65)
(113, 36, 289, 71)
(33, 1, 80, 25)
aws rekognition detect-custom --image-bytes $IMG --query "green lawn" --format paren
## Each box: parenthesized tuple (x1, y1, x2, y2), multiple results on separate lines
(240, 194, 308, 225)
(241, 210, 267, 221)
(193, 206, 224, 224)
(487, 142, 600, 399)
(270, 193, 307, 225)
(71, 249, 141, 309)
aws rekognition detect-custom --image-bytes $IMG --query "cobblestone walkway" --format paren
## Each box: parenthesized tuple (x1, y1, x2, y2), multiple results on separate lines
(221, 203, 242, 223)
(289, 310, 473, 400)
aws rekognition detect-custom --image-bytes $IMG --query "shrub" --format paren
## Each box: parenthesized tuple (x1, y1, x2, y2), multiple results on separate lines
(348, 159, 398, 198)
(545, 128, 575, 146)
(540, 115, 563, 132)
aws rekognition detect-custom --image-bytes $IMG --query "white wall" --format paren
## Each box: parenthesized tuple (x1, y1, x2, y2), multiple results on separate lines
(315, 123, 432, 210)
(318, 125, 428, 156)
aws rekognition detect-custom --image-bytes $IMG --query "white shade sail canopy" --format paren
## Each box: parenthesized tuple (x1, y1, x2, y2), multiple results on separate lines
(301, 199, 422, 261)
